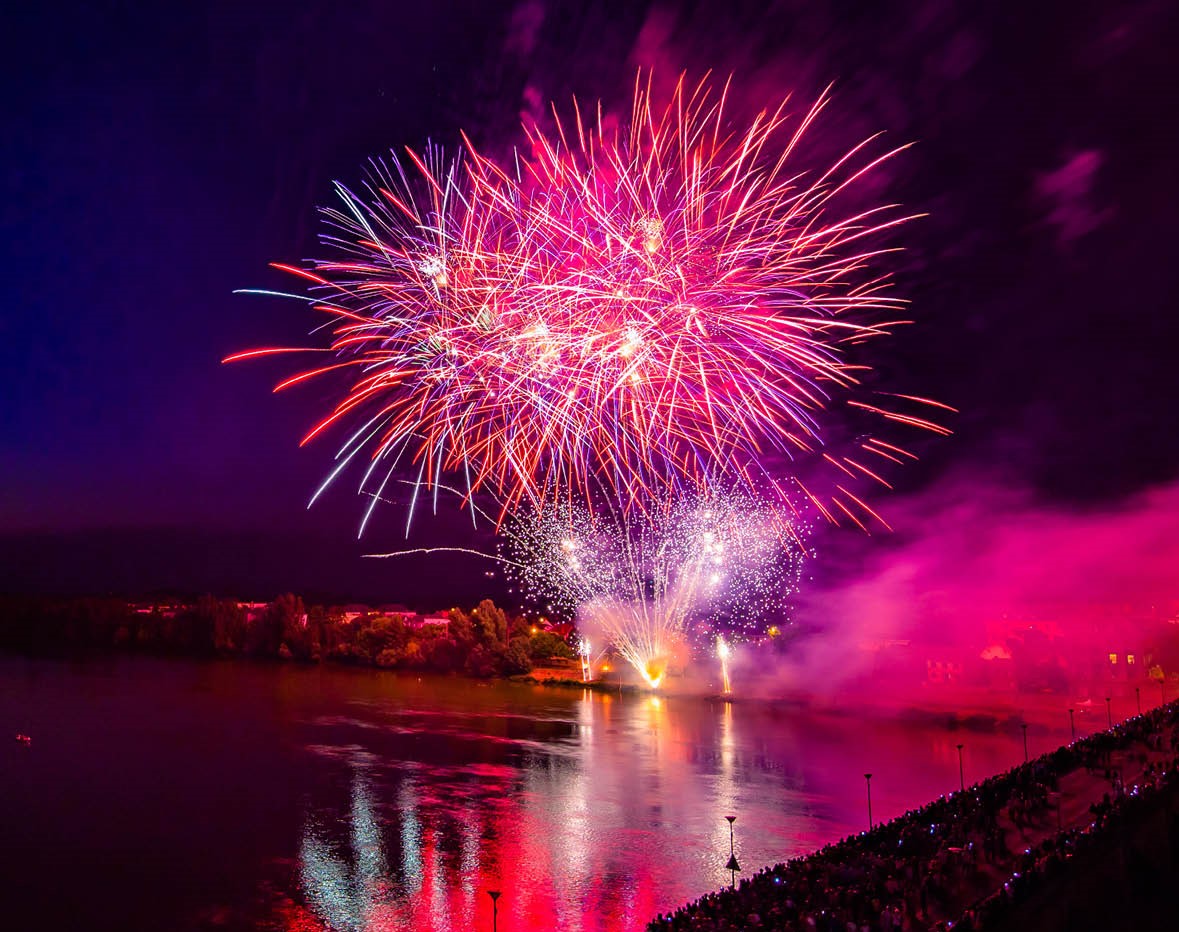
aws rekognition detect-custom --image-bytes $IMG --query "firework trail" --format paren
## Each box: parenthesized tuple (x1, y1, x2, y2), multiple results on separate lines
(577, 637, 594, 683)
(505, 486, 810, 688)
(717, 635, 733, 695)
(226, 73, 948, 529)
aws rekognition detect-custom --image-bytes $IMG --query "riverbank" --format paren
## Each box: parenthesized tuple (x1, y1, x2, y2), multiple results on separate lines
(650, 701, 1179, 931)
(0, 594, 576, 681)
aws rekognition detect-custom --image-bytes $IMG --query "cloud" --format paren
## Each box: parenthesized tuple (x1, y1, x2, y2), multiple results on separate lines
(1034, 149, 1113, 245)
(504, 0, 546, 59)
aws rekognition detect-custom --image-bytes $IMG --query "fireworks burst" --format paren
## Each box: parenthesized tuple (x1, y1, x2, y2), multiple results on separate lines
(226, 73, 948, 529)
(505, 486, 810, 688)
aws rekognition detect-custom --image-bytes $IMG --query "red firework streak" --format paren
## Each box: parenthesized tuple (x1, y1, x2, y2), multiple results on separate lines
(226, 72, 951, 529)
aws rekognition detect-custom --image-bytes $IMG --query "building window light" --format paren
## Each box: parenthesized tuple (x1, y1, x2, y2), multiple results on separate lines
(1109, 653, 1118, 664)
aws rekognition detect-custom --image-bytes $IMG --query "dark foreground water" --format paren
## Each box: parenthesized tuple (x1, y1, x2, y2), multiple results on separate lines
(0, 657, 1083, 931)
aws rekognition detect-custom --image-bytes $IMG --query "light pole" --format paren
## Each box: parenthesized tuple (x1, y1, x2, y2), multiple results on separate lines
(1105, 696, 1113, 729)
(864, 773, 873, 829)
(1021, 723, 1029, 763)
(1068, 708, 1076, 742)
(488, 891, 501, 932)
(1162, 680, 1167, 705)
(724, 815, 740, 888)
(956, 744, 965, 792)
(1135, 686, 1141, 715)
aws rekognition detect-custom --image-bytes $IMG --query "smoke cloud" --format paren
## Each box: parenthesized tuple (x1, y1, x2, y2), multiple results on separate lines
(770, 471, 1179, 702)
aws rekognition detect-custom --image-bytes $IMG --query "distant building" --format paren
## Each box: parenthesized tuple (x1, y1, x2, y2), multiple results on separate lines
(411, 612, 451, 631)
(236, 602, 268, 623)
(132, 601, 182, 618)
(924, 648, 967, 685)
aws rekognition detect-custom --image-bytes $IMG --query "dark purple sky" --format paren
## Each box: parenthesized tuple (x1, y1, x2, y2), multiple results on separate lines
(2, 0, 1176, 607)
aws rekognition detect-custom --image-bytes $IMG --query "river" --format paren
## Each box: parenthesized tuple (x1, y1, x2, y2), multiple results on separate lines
(1, 656, 1088, 931)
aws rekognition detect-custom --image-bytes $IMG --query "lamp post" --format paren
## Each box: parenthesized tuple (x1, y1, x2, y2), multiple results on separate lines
(1068, 708, 1076, 742)
(1162, 680, 1167, 706)
(1021, 723, 1029, 763)
(724, 815, 740, 888)
(488, 891, 501, 932)
(1105, 696, 1113, 729)
(864, 773, 873, 829)
(1135, 686, 1141, 715)
(956, 744, 965, 792)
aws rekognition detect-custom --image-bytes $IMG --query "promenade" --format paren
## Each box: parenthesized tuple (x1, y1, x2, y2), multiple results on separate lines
(650, 702, 1179, 932)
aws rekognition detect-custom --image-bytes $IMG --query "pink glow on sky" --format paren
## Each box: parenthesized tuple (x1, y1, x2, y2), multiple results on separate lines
(781, 473, 1179, 698)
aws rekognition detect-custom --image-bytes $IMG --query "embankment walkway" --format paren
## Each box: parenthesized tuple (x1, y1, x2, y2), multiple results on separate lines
(650, 703, 1179, 932)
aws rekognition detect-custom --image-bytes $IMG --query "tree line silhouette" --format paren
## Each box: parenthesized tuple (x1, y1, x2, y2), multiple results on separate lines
(0, 594, 574, 677)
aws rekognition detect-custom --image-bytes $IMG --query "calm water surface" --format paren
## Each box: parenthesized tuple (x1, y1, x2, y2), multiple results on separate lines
(0, 657, 1082, 931)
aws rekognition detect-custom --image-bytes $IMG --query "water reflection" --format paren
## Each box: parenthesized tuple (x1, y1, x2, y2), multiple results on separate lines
(0, 658, 1080, 932)
(291, 690, 833, 931)
(300, 764, 385, 930)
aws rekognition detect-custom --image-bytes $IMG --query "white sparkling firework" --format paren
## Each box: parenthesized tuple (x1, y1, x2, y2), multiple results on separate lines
(717, 634, 733, 695)
(506, 487, 811, 688)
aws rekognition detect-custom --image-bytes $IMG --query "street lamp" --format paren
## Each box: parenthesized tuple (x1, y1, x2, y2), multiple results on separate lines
(1021, 723, 1029, 763)
(956, 744, 965, 792)
(724, 815, 740, 888)
(1068, 708, 1076, 742)
(488, 891, 501, 932)
(864, 773, 874, 829)
(1105, 696, 1113, 729)
(1135, 686, 1141, 715)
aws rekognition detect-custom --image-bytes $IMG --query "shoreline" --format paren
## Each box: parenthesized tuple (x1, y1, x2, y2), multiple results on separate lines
(651, 701, 1179, 931)
(5, 646, 1149, 736)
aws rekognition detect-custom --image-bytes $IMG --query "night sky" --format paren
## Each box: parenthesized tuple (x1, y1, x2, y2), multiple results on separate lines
(3, 0, 1177, 608)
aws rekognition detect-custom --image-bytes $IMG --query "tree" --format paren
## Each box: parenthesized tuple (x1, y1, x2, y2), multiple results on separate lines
(207, 597, 247, 654)
(424, 635, 463, 673)
(503, 639, 533, 675)
(317, 607, 352, 661)
(528, 631, 574, 662)
(448, 607, 476, 649)
(510, 614, 533, 640)
(355, 614, 408, 664)
(464, 644, 498, 678)
(471, 599, 508, 649)
(249, 594, 303, 658)
(401, 639, 424, 668)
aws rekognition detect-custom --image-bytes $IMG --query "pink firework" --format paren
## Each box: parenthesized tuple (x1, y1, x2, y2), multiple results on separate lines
(227, 73, 948, 528)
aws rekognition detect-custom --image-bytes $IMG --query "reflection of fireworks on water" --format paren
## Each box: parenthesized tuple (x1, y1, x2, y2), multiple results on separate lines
(506, 487, 810, 688)
(300, 767, 386, 931)
(226, 74, 948, 530)
(717, 635, 733, 695)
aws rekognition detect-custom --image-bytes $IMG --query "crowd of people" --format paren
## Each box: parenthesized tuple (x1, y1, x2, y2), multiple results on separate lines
(649, 703, 1179, 932)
